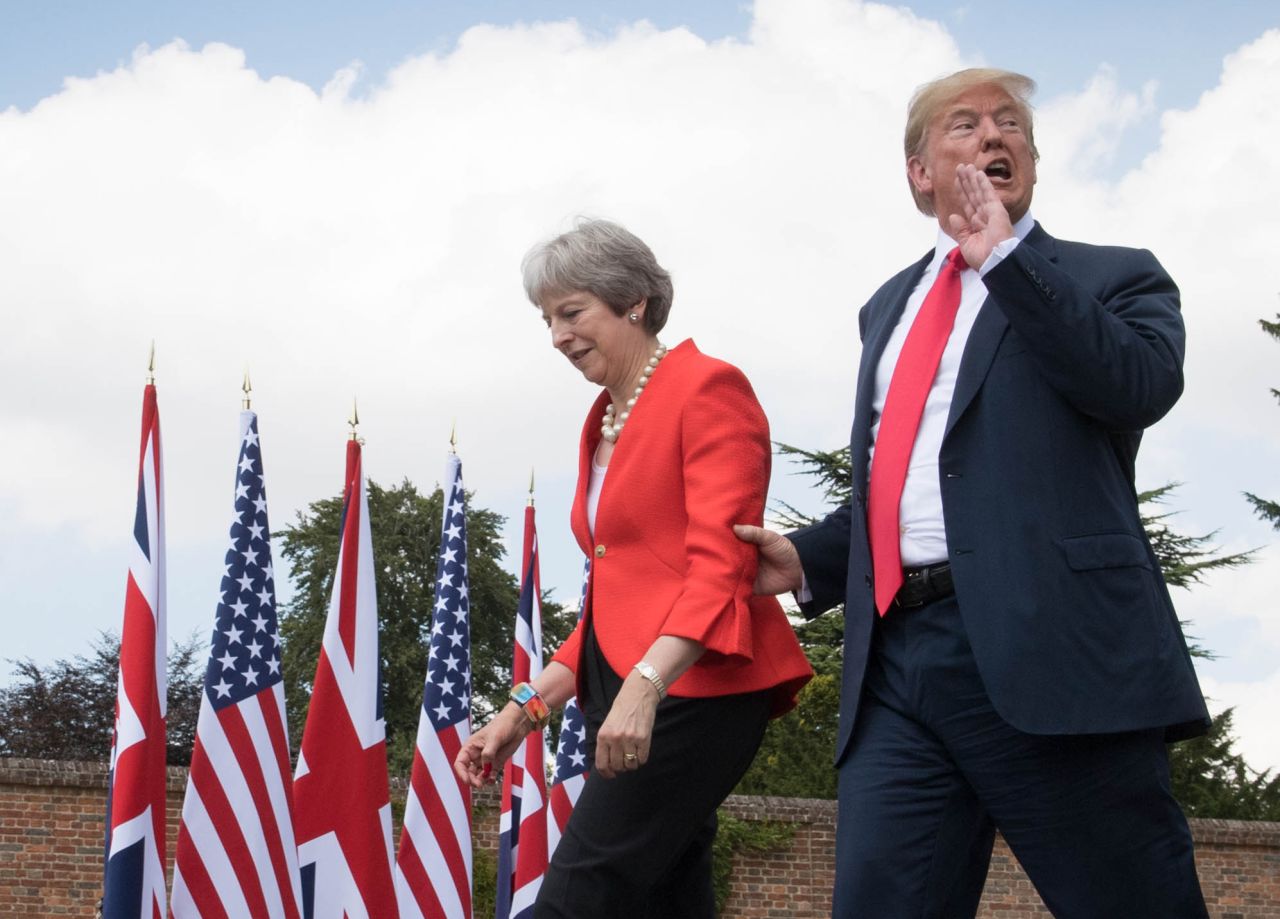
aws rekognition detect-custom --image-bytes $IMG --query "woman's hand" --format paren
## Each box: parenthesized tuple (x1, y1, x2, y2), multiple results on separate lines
(453, 703, 530, 788)
(454, 662, 578, 787)
(594, 671, 661, 779)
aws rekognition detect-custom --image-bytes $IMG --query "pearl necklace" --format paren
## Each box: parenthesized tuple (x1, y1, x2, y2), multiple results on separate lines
(601, 342, 667, 443)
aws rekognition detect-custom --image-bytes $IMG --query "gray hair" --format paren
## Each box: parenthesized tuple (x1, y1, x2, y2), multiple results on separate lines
(521, 219, 673, 334)
(904, 68, 1039, 216)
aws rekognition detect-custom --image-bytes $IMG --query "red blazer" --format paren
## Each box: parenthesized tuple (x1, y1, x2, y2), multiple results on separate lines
(550, 340, 812, 715)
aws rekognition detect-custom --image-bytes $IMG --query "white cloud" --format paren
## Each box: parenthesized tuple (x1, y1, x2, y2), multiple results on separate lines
(1, 2, 1278, 765)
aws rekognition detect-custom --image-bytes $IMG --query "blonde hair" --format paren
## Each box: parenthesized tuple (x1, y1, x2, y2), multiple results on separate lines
(904, 68, 1039, 216)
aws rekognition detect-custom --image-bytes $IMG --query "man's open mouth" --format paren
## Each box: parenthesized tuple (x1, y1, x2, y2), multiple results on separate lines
(983, 161, 1012, 181)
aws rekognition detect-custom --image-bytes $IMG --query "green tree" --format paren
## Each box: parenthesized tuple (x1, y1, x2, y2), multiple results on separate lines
(0, 630, 204, 766)
(1244, 313, 1280, 531)
(276, 477, 575, 775)
(740, 442, 1276, 820)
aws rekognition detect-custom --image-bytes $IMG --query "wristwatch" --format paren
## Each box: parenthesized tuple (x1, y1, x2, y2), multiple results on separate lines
(632, 660, 668, 700)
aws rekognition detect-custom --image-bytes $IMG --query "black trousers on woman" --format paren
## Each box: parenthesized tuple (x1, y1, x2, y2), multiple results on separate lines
(534, 630, 771, 919)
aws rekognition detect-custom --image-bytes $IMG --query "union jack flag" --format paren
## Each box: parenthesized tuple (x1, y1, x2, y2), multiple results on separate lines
(293, 438, 398, 918)
(547, 558, 590, 856)
(496, 504, 549, 919)
(395, 452, 474, 919)
(102, 381, 167, 919)
(171, 410, 303, 917)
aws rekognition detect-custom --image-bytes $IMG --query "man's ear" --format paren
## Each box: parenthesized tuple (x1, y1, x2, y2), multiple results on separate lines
(907, 155, 933, 199)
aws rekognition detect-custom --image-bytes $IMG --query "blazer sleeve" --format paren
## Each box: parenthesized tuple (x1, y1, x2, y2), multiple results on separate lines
(982, 242, 1184, 430)
(656, 364, 772, 659)
(549, 616, 583, 674)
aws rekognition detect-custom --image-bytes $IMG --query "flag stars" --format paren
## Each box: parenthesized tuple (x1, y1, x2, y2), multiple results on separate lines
(236, 573, 254, 593)
(251, 612, 270, 632)
(256, 587, 273, 608)
(253, 495, 268, 515)
(231, 598, 249, 618)
(433, 701, 452, 721)
(247, 522, 265, 541)
(266, 657, 280, 675)
(236, 481, 250, 501)
(216, 650, 238, 670)
(243, 429, 259, 447)
(238, 455, 254, 475)
(443, 654, 460, 672)
(242, 666, 260, 686)
(212, 679, 233, 699)
(246, 639, 263, 659)
(225, 624, 245, 645)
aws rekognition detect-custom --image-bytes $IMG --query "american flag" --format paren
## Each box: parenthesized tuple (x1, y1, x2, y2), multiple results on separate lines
(171, 410, 304, 917)
(395, 452, 474, 919)
(547, 558, 590, 856)
(293, 438, 398, 918)
(496, 505, 549, 919)
(102, 381, 167, 919)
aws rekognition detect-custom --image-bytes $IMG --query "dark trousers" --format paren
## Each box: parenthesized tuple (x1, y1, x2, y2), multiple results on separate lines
(832, 594, 1209, 919)
(535, 633, 770, 919)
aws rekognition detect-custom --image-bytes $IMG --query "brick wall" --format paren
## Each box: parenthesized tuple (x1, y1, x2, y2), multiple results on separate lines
(4, 757, 1279, 917)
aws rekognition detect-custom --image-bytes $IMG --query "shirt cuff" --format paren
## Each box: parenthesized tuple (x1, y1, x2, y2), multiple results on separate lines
(794, 574, 813, 605)
(978, 236, 1020, 277)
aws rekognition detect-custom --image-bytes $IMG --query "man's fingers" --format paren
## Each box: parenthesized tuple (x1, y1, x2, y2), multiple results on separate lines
(734, 523, 767, 545)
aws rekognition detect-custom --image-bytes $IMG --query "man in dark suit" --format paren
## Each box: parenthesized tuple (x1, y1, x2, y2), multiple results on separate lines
(736, 68, 1211, 917)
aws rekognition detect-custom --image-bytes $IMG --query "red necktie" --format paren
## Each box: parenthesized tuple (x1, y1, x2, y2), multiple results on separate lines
(867, 247, 967, 615)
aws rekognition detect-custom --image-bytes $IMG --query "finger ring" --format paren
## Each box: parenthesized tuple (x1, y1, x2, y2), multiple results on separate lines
(624, 752, 637, 761)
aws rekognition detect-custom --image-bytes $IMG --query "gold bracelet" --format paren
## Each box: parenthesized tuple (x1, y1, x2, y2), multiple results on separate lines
(632, 660, 668, 700)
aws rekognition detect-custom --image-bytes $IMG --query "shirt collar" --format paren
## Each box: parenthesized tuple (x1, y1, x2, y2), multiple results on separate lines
(929, 211, 1036, 271)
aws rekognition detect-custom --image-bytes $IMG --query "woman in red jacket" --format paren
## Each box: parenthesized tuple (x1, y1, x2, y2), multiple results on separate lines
(454, 219, 811, 918)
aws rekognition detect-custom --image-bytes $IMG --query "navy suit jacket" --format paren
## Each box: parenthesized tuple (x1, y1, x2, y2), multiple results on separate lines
(791, 223, 1210, 765)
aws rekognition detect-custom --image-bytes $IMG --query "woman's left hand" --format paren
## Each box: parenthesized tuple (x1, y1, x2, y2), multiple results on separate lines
(594, 672, 661, 779)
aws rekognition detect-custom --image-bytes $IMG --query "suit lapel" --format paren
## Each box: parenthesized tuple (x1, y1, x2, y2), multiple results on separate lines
(851, 252, 932, 484)
(944, 224, 1056, 437)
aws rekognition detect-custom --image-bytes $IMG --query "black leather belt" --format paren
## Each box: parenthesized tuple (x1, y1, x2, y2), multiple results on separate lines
(892, 562, 954, 610)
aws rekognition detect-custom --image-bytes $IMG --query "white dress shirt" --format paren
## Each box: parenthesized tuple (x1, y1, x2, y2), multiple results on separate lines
(866, 213, 1036, 566)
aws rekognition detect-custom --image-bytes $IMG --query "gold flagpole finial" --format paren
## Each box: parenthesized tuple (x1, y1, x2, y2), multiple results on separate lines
(349, 398, 360, 441)
(242, 368, 252, 410)
(449, 419, 457, 454)
(528, 468, 536, 507)
(147, 341, 156, 385)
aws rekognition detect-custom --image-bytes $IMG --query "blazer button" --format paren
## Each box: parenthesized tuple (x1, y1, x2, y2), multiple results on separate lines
(864, 574, 872, 587)
(595, 544, 606, 558)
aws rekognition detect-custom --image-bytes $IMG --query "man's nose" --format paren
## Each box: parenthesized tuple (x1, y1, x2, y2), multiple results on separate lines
(978, 115, 1004, 148)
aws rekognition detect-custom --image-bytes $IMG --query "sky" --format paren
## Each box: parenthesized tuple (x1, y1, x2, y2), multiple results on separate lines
(2, 0, 1279, 771)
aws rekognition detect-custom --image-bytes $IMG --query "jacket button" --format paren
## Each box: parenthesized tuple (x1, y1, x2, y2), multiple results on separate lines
(864, 575, 872, 587)
(595, 544, 606, 558)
